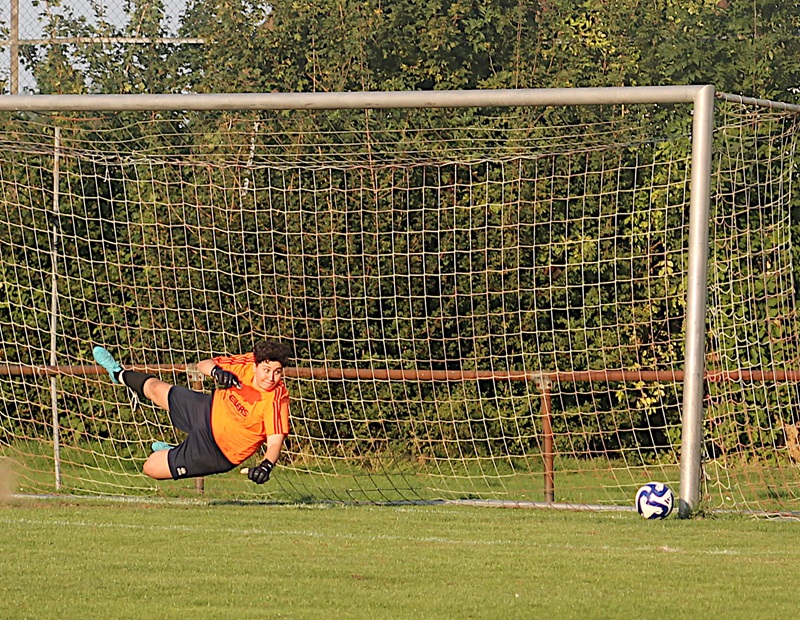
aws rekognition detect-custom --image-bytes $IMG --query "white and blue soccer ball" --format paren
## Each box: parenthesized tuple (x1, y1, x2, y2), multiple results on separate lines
(635, 482, 674, 519)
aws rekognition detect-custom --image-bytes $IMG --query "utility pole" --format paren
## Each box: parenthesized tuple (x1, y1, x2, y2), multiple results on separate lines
(10, 0, 18, 94)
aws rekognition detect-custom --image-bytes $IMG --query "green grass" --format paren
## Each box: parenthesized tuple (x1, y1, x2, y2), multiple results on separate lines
(1, 497, 799, 619)
(5, 442, 800, 513)
(2, 442, 683, 506)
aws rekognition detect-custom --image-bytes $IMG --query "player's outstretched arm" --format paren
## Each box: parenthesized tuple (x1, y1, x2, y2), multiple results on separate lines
(244, 433, 286, 484)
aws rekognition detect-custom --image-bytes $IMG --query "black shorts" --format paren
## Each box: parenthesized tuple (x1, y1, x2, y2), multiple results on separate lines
(166, 386, 235, 479)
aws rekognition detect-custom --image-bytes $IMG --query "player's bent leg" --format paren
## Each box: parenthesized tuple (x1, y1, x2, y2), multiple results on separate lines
(142, 379, 173, 411)
(142, 450, 172, 480)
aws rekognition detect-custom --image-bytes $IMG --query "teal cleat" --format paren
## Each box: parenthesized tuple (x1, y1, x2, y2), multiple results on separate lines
(151, 441, 174, 452)
(92, 346, 123, 383)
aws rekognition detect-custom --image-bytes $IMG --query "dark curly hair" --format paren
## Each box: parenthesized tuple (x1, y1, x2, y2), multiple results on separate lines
(253, 340, 292, 367)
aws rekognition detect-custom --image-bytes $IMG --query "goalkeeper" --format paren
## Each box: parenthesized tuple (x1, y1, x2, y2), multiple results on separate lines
(92, 340, 291, 485)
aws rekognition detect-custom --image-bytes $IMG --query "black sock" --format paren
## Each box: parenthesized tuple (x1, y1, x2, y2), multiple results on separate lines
(120, 370, 157, 401)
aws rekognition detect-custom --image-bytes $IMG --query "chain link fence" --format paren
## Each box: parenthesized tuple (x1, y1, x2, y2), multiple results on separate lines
(0, 0, 196, 93)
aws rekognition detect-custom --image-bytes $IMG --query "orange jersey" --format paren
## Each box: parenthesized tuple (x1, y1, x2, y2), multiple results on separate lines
(209, 353, 290, 465)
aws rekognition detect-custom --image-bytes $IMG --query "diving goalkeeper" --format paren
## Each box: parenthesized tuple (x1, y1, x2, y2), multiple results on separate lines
(92, 340, 292, 484)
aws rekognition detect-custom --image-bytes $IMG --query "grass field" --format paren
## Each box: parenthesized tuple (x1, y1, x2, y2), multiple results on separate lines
(7, 442, 800, 514)
(1, 496, 799, 619)
(2, 442, 688, 507)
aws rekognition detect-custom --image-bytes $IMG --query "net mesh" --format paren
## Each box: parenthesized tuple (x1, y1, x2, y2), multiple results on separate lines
(704, 103, 800, 513)
(0, 100, 798, 513)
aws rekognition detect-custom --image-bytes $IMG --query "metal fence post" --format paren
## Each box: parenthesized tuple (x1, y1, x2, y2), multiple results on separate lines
(186, 363, 205, 493)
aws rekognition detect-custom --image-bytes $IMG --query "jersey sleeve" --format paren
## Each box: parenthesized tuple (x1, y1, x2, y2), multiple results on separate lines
(270, 384, 291, 435)
(212, 353, 255, 381)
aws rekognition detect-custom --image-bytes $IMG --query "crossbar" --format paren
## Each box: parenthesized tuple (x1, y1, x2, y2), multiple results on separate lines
(0, 85, 707, 111)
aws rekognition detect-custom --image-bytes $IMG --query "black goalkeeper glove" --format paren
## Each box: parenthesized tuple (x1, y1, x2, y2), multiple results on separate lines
(248, 459, 274, 484)
(211, 365, 241, 389)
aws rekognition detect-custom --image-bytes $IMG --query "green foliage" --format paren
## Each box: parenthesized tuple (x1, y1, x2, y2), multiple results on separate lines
(19, 0, 800, 100)
(0, 105, 694, 465)
(2, 0, 800, 474)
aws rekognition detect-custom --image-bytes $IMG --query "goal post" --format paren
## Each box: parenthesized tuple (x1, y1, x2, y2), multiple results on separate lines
(1, 86, 799, 517)
(680, 84, 715, 517)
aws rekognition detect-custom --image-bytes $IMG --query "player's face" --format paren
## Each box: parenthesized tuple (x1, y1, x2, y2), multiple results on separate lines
(254, 360, 284, 391)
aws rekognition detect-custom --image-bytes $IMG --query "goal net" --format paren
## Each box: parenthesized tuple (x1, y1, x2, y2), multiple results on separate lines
(1, 95, 799, 514)
(704, 98, 800, 515)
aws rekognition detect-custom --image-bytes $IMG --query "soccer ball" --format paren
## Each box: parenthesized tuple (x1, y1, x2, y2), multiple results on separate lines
(635, 482, 674, 520)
